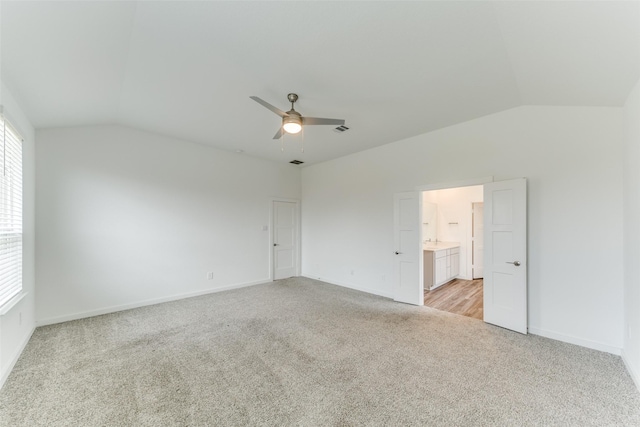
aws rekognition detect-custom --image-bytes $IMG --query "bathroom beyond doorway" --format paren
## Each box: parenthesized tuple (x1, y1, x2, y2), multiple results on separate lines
(422, 185, 484, 319)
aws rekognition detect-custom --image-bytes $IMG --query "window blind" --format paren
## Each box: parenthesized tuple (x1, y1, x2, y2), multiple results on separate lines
(0, 114, 22, 308)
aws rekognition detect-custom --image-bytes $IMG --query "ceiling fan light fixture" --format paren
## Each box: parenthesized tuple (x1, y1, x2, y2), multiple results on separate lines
(250, 94, 344, 140)
(283, 116, 302, 134)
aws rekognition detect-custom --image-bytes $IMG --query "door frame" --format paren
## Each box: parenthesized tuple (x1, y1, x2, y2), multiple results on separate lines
(416, 177, 494, 193)
(269, 198, 301, 281)
(472, 201, 484, 280)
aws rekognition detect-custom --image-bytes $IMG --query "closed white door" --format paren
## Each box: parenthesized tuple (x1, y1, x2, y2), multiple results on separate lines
(273, 201, 297, 280)
(472, 202, 484, 279)
(393, 192, 422, 305)
(483, 179, 527, 334)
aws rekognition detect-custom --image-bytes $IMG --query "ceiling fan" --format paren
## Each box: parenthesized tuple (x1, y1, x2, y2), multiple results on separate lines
(250, 93, 345, 139)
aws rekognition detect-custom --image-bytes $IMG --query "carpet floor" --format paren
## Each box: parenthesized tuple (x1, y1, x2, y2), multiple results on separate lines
(1, 277, 639, 426)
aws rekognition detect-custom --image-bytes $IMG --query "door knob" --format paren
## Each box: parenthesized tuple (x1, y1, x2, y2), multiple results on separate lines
(395, 251, 402, 255)
(506, 261, 521, 267)
(274, 243, 279, 247)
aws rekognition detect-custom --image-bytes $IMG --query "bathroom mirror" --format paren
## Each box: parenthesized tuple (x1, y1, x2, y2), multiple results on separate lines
(422, 201, 437, 243)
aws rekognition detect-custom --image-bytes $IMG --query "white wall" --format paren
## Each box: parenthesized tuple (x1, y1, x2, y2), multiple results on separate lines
(302, 106, 624, 354)
(36, 125, 300, 324)
(0, 82, 36, 387)
(623, 77, 640, 389)
(423, 186, 483, 280)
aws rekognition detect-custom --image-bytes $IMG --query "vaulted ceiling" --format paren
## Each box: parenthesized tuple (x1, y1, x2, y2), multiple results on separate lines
(2, 1, 639, 165)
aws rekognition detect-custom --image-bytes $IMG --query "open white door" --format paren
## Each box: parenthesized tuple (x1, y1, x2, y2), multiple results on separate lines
(483, 178, 527, 334)
(393, 192, 422, 305)
(273, 201, 297, 280)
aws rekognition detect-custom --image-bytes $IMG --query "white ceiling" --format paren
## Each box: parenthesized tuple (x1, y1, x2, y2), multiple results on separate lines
(2, 1, 639, 166)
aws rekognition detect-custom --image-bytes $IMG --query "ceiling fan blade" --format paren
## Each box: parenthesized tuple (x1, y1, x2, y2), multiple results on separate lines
(302, 117, 345, 126)
(273, 127, 284, 140)
(250, 96, 287, 117)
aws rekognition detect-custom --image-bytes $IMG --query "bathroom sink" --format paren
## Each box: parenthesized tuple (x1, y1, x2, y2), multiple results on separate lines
(423, 242, 460, 251)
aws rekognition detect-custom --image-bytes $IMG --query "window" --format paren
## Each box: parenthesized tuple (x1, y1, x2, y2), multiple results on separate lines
(0, 114, 22, 308)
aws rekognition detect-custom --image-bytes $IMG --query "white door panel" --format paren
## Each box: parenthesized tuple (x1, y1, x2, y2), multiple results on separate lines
(483, 179, 527, 334)
(393, 192, 422, 305)
(273, 201, 297, 280)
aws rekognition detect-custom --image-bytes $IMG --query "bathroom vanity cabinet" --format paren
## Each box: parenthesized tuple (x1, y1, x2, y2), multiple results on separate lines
(424, 244, 460, 290)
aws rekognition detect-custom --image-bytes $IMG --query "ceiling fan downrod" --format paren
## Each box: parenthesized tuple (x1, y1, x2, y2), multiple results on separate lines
(287, 93, 299, 110)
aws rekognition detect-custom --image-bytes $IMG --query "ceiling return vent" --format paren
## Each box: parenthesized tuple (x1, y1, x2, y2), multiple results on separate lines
(333, 125, 349, 133)
(289, 160, 304, 165)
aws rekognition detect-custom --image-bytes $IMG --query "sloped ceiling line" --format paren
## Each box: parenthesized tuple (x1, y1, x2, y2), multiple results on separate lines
(1, 1, 638, 165)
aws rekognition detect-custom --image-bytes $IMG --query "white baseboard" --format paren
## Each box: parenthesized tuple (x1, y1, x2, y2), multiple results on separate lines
(303, 275, 394, 299)
(528, 326, 622, 355)
(36, 279, 271, 327)
(622, 349, 640, 392)
(0, 325, 35, 389)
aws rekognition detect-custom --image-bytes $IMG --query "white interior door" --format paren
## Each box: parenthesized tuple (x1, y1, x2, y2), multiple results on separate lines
(472, 202, 484, 279)
(393, 192, 422, 305)
(483, 179, 527, 334)
(273, 201, 297, 280)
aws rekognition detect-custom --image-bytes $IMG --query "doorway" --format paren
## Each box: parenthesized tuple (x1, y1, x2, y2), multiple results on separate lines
(392, 177, 528, 334)
(421, 186, 484, 320)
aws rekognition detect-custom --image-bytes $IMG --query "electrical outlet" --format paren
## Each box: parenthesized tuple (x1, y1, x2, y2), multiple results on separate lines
(207, 272, 214, 280)
(262, 225, 268, 231)
(350, 270, 355, 276)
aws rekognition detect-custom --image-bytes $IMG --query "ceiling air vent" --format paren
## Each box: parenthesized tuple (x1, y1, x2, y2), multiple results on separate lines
(290, 160, 304, 165)
(333, 125, 349, 133)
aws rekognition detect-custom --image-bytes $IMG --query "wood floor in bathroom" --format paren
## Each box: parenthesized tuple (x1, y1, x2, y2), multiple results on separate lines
(423, 278, 483, 320)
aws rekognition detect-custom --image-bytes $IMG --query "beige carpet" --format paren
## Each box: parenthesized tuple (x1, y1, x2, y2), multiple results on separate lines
(1, 277, 639, 426)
